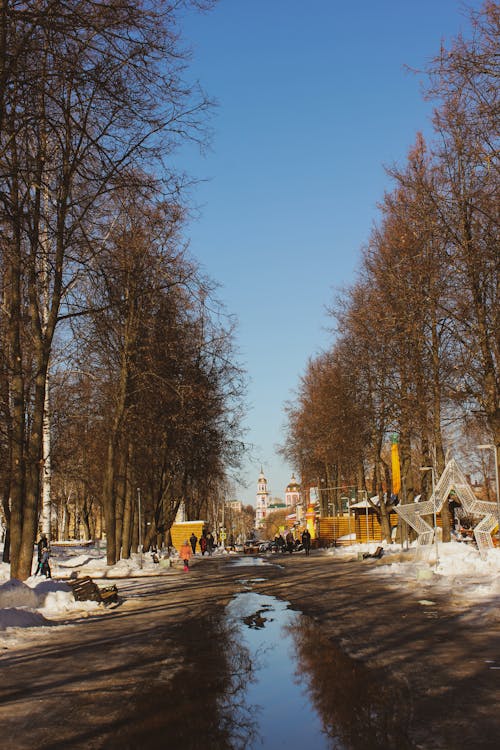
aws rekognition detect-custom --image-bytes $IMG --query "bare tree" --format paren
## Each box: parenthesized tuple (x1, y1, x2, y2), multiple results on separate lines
(0, 0, 216, 579)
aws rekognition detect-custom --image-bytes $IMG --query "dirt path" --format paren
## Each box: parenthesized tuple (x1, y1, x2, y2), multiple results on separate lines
(1, 553, 499, 749)
(253, 553, 500, 749)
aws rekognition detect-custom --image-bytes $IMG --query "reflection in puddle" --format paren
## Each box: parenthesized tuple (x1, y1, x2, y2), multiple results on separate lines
(222, 593, 414, 750)
(287, 616, 414, 750)
(109, 593, 414, 750)
(230, 556, 274, 567)
(224, 593, 330, 748)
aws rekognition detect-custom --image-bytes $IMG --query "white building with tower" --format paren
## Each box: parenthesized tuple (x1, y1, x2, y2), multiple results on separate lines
(255, 469, 302, 528)
(255, 468, 271, 527)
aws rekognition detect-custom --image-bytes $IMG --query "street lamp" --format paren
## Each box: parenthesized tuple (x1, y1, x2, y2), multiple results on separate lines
(420, 466, 439, 566)
(477, 444, 500, 537)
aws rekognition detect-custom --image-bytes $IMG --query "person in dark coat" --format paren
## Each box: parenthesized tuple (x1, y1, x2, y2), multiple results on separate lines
(40, 547, 51, 578)
(285, 531, 294, 554)
(189, 532, 198, 555)
(37, 534, 47, 559)
(34, 534, 48, 575)
(302, 528, 311, 556)
(206, 531, 214, 555)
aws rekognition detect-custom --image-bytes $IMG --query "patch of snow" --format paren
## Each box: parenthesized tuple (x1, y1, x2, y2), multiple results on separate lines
(0, 579, 40, 608)
(0, 608, 51, 630)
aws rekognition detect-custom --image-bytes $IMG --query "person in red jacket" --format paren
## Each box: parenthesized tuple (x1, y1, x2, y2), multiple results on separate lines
(179, 540, 192, 571)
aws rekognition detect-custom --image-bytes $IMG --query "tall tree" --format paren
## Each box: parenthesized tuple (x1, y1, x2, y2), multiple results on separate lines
(0, 0, 215, 579)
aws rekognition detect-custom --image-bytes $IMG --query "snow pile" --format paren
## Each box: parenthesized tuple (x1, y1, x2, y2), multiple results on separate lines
(0, 578, 73, 632)
(68, 550, 172, 578)
(0, 608, 50, 630)
(0, 574, 100, 633)
(0, 578, 40, 609)
(435, 543, 500, 579)
(0, 541, 181, 643)
(0, 546, 173, 585)
(350, 539, 500, 608)
(56, 553, 96, 568)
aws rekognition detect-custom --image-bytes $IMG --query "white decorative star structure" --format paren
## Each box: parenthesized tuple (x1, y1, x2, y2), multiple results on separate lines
(395, 458, 498, 559)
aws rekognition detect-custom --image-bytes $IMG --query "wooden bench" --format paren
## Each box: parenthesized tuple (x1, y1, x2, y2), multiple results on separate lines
(66, 575, 118, 605)
(362, 546, 384, 560)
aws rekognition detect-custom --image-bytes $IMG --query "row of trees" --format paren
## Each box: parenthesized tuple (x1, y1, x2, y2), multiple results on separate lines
(0, 1, 247, 579)
(282, 2, 499, 542)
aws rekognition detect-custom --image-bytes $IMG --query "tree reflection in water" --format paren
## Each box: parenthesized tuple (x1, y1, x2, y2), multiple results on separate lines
(218, 619, 261, 750)
(109, 596, 413, 750)
(108, 615, 258, 750)
(286, 618, 415, 750)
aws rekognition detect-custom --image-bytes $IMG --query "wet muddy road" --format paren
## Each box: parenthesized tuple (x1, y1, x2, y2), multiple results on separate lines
(1, 553, 499, 749)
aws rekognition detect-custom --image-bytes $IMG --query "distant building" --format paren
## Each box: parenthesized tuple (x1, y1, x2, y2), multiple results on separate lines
(227, 500, 243, 513)
(268, 498, 286, 511)
(255, 468, 271, 527)
(285, 473, 301, 508)
(255, 470, 303, 528)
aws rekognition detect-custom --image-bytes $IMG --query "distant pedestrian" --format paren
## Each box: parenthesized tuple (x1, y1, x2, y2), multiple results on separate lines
(37, 534, 47, 559)
(34, 534, 48, 575)
(206, 531, 214, 555)
(40, 547, 51, 578)
(286, 531, 294, 554)
(179, 540, 192, 571)
(200, 534, 208, 556)
(302, 528, 311, 556)
(190, 532, 198, 555)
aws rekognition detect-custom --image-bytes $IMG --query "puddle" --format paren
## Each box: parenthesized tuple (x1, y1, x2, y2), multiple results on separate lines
(237, 578, 268, 588)
(221, 592, 414, 750)
(223, 593, 329, 748)
(109, 593, 414, 750)
(230, 556, 274, 567)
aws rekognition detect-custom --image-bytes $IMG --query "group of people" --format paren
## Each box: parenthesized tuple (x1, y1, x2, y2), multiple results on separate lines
(179, 529, 217, 571)
(288, 528, 312, 555)
(189, 530, 215, 556)
(274, 528, 312, 555)
(180, 526, 312, 571)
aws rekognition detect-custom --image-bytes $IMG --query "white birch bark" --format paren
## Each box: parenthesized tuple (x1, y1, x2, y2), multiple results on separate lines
(40, 184, 52, 538)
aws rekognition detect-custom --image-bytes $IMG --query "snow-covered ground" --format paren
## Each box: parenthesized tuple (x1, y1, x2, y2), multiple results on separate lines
(1, 539, 499, 650)
(328, 539, 500, 617)
(0, 542, 180, 648)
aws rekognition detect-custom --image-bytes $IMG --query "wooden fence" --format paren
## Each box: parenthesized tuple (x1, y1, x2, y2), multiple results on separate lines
(317, 512, 401, 546)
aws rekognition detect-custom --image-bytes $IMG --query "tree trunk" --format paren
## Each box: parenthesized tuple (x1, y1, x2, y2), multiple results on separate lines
(41, 374, 52, 538)
(102, 437, 117, 565)
(114, 448, 127, 559)
(122, 486, 133, 560)
(7, 220, 27, 580)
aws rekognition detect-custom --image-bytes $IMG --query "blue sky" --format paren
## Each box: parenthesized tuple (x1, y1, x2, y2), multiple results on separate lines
(176, 0, 482, 505)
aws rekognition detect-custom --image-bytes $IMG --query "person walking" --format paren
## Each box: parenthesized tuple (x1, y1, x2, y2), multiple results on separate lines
(206, 531, 214, 556)
(200, 533, 208, 556)
(286, 530, 294, 554)
(40, 546, 52, 578)
(179, 540, 192, 571)
(302, 528, 311, 556)
(34, 534, 48, 576)
(189, 532, 198, 555)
